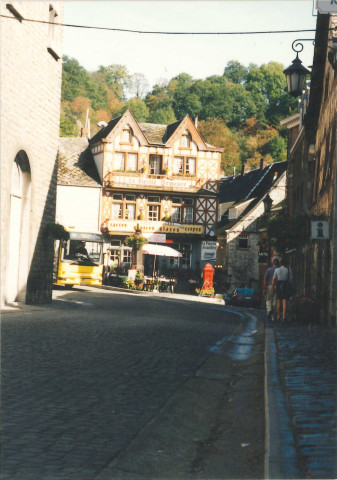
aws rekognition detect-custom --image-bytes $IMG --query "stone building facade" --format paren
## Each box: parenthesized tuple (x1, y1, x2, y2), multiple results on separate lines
(216, 162, 287, 293)
(283, 13, 337, 325)
(0, 2, 63, 304)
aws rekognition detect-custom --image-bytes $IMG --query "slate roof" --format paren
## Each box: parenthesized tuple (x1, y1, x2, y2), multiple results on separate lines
(139, 123, 167, 145)
(89, 115, 123, 145)
(58, 138, 101, 187)
(218, 161, 287, 229)
(88, 111, 184, 147)
(219, 161, 287, 204)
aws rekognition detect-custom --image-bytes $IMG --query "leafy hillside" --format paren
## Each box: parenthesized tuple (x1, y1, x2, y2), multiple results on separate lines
(60, 57, 296, 175)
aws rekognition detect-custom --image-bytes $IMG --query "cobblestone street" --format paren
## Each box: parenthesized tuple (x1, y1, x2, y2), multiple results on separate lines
(272, 323, 337, 479)
(1, 289, 264, 480)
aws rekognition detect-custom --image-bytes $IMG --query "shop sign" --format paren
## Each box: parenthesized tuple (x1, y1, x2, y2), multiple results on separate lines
(145, 233, 166, 243)
(107, 219, 204, 235)
(316, 0, 337, 13)
(311, 221, 329, 239)
(201, 240, 217, 261)
(110, 175, 197, 190)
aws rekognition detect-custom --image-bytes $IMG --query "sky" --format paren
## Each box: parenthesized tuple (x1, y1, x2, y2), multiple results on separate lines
(63, 0, 318, 90)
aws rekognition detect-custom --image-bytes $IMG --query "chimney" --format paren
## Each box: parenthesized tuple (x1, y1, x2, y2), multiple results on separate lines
(80, 127, 88, 138)
(81, 109, 90, 138)
(194, 115, 198, 129)
(241, 163, 250, 175)
(260, 157, 268, 170)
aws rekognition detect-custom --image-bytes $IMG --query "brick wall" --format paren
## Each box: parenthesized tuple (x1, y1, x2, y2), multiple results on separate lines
(0, 2, 63, 304)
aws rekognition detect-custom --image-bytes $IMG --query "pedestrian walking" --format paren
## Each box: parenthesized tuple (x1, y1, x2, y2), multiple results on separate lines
(272, 258, 294, 322)
(263, 257, 280, 320)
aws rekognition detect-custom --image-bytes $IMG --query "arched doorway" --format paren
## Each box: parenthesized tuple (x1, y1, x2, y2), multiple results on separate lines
(5, 152, 31, 303)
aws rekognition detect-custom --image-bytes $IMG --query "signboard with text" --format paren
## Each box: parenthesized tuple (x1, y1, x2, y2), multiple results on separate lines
(107, 219, 204, 235)
(109, 174, 197, 191)
(201, 241, 217, 261)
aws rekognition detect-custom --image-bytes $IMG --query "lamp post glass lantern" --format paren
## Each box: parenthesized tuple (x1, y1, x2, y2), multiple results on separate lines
(283, 55, 311, 97)
(263, 194, 273, 215)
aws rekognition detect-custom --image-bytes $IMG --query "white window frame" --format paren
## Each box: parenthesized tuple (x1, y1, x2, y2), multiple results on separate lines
(237, 234, 249, 249)
(149, 155, 162, 175)
(148, 205, 160, 221)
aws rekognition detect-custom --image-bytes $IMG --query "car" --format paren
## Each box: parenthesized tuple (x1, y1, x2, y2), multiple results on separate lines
(227, 288, 260, 308)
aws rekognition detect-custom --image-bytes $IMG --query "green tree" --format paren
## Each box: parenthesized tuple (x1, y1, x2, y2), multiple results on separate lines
(98, 64, 131, 101)
(198, 118, 241, 175)
(263, 135, 287, 162)
(223, 60, 248, 84)
(60, 115, 78, 137)
(120, 98, 149, 122)
(148, 106, 176, 124)
(61, 56, 89, 101)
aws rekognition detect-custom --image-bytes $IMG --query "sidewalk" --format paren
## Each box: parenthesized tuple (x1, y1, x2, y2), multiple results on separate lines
(265, 319, 337, 479)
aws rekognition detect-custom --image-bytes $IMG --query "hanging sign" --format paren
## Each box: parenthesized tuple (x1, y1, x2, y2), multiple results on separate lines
(316, 1, 337, 13)
(311, 221, 329, 239)
(201, 241, 217, 261)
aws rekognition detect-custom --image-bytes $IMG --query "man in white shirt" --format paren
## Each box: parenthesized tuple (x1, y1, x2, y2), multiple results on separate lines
(263, 257, 280, 320)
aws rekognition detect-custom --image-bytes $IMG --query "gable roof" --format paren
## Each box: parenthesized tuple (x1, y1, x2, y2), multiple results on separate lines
(88, 111, 223, 151)
(218, 161, 287, 229)
(89, 115, 123, 145)
(219, 161, 287, 204)
(58, 138, 101, 187)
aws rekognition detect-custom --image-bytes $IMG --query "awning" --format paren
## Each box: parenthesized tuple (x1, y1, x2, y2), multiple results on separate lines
(142, 244, 182, 257)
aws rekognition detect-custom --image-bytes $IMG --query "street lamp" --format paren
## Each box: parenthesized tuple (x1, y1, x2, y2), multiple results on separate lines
(263, 194, 273, 216)
(284, 36, 337, 97)
(283, 41, 311, 97)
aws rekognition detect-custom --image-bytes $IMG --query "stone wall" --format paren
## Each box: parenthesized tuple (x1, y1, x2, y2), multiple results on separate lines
(0, 2, 63, 304)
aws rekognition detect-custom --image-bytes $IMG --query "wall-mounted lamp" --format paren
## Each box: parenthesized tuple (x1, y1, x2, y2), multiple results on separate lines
(263, 194, 273, 215)
(283, 40, 311, 97)
(284, 36, 337, 97)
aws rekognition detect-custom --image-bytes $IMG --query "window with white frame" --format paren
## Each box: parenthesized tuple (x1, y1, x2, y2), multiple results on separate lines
(123, 248, 132, 264)
(114, 152, 125, 171)
(186, 157, 196, 175)
(148, 205, 160, 221)
(149, 155, 162, 175)
(126, 153, 138, 172)
(169, 243, 192, 269)
(173, 157, 184, 174)
(184, 207, 194, 222)
(173, 156, 196, 176)
(125, 204, 135, 219)
(112, 203, 122, 219)
(181, 131, 192, 148)
(171, 206, 182, 223)
(237, 234, 249, 249)
(122, 128, 132, 143)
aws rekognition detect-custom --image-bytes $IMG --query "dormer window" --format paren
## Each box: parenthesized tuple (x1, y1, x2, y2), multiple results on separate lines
(181, 131, 192, 148)
(122, 128, 132, 143)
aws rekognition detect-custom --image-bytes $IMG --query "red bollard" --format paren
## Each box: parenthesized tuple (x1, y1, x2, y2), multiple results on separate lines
(202, 263, 214, 289)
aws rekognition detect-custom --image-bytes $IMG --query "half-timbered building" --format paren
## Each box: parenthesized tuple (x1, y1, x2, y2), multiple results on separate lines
(88, 110, 223, 275)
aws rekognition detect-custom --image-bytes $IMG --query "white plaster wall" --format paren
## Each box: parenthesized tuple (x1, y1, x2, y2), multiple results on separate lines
(56, 186, 101, 232)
